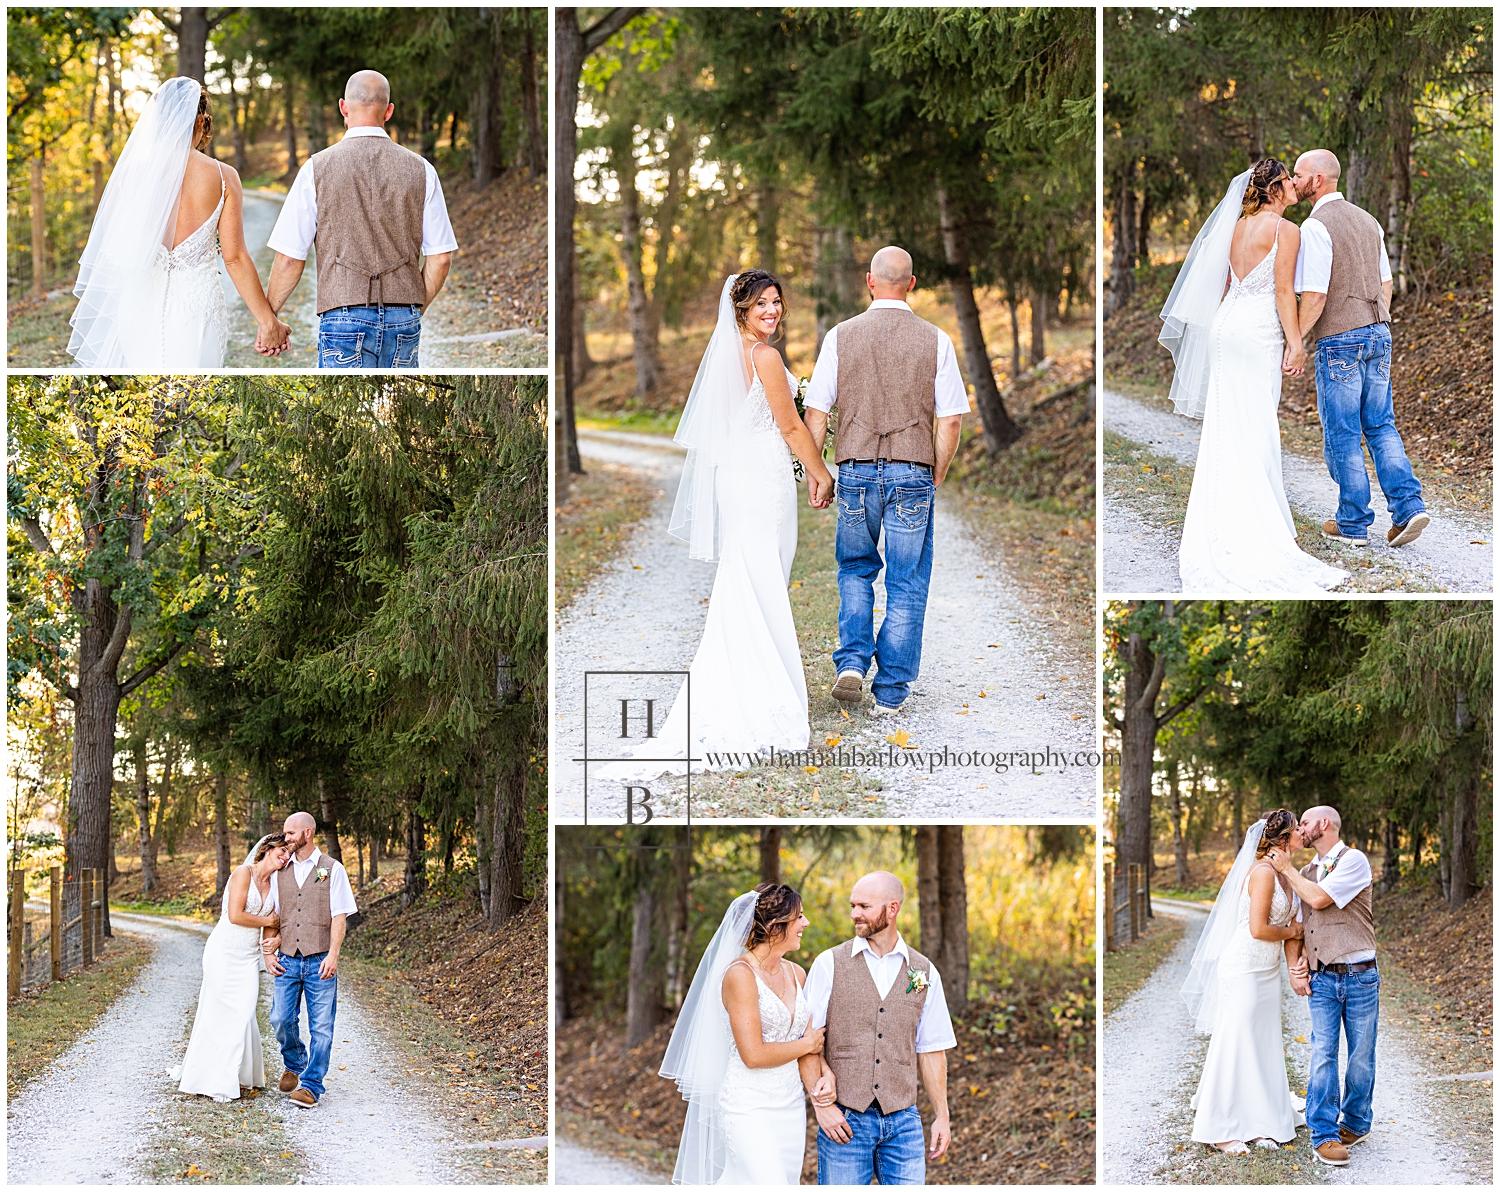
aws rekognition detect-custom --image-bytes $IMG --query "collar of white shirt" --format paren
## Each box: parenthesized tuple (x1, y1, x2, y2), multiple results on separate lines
(292, 847, 323, 870)
(340, 125, 391, 141)
(1318, 841, 1347, 875)
(868, 298, 913, 312)
(851, 932, 910, 963)
(1312, 192, 1344, 213)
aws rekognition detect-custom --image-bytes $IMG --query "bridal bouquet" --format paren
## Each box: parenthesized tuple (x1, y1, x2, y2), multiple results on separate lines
(792, 376, 812, 481)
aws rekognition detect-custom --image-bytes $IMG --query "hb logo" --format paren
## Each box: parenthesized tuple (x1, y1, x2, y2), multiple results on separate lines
(581, 670, 694, 827)
(620, 698, 658, 739)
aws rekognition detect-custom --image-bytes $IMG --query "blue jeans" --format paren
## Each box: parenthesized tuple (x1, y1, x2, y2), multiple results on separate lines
(818, 1103, 925, 1185)
(317, 304, 421, 368)
(833, 461, 936, 708)
(1306, 965, 1380, 1146)
(270, 952, 338, 1099)
(1314, 324, 1424, 537)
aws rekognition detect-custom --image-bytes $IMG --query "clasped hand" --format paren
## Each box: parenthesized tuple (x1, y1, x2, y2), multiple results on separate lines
(1281, 343, 1306, 376)
(257, 317, 292, 357)
(806, 471, 835, 509)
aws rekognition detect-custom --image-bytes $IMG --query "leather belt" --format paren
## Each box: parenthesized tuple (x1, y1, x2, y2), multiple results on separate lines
(1315, 959, 1377, 974)
(844, 458, 932, 470)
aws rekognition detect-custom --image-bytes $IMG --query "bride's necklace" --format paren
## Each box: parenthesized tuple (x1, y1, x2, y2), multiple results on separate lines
(746, 948, 786, 992)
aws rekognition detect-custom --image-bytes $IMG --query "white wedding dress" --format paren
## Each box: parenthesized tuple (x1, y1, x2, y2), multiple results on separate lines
(175, 872, 268, 1102)
(717, 962, 810, 1185)
(1177, 234, 1348, 594)
(1190, 869, 1305, 1144)
(600, 355, 809, 784)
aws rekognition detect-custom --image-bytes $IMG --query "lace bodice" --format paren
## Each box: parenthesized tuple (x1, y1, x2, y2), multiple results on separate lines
(720, 961, 810, 1105)
(1228, 236, 1279, 299)
(1221, 866, 1296, 971)
(740, 363, 799, 436)
(148, 165, 230, 362)
(209, 870, 268, 957)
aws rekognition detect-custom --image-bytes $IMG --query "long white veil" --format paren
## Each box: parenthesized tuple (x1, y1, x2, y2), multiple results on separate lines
(1158, 168, 1252, 419)
(659, 889, 758, 1185)
(1180, 820, 1265, 1035)
(668, 276, 752, 561)
(68, 76, 202, 368)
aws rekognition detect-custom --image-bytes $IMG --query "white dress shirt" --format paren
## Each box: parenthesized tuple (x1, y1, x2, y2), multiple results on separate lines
(803, 299, 971, 419)
(1294, 193, 1392, 295)
(266, 126, 459, 262)
(1295, 842, 1375, 964)
(804, 933, 957, 1054)
(265, 847, 359, 918)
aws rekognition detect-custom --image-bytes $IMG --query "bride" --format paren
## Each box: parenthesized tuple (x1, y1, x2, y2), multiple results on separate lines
(1181, 810, 1307, 1153)
(1160, 159, 1348, 595)
(660, 884, 828, 1184)
(175, 832, 290, 1102)
(600, 272, 833, 785)
(68, 76, 290, 368)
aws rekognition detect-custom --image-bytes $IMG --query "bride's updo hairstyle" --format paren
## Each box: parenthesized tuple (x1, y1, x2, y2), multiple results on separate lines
(193, 85, 214, 149)
(1241, 158, 1290, 217)
(1255, 809, 1297, 859)
(731, 269, 786, 339)
(252, 832, 289, 863)
(746, 882, 803, 947)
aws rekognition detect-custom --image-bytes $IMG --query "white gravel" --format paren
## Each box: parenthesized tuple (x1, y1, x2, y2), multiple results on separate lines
(553, 1140, 662, 1185)
(1103, 389, 1494, 593)
(1103, 898, 1484, 1184)
(553, 429, 1094, 820)
(6, 911, 486, 1185)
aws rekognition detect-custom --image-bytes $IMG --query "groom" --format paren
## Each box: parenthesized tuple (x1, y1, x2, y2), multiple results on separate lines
(1291, 149, 1428, 549)
(800, 871, 955, 1184)
(801, 248, 968, 714)
(265, 69, 458, 367)
(262, 811, 358, 1108)
(1269, 804, 1377, 1168)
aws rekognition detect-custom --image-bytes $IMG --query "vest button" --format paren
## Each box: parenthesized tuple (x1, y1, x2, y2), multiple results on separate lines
(874, 1084, 879, 1089)
(875, 1058, 880, 1064)
(878, 1007, 884, 1013)
(878, 1033, 882, 1039)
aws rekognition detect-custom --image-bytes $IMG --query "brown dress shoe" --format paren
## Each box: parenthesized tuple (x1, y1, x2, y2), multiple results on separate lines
(1321, 520, 1368, 546)
(278, 1070, 299, 1093)
(1314, 1139, 1350, 1165)
(288, 1087, 317, 1107)
(1339, 1127, 1369, 1147)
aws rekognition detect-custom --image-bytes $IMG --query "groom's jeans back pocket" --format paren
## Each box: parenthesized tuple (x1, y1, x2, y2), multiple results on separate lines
(891, 485, 932, 530)
(392, 332, 420, 368)
(319, 332, 364, 368)
(836, 486, 866, 526)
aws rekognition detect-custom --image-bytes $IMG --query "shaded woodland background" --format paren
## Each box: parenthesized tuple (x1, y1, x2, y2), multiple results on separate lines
(556, 825, 1096, 1184)
(1104, 8, 1492, 484)
(8, 7, 548, 362)
(8, 375, 547, 932)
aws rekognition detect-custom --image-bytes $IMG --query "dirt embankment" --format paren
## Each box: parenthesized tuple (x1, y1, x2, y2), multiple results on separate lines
(1106, 264, 1492, 481)
(557, 971, 1096, 1185)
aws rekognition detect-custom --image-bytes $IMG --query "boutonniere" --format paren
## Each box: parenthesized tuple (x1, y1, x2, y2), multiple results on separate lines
(906, 966, 930, 995)
(315, 866, 330, 883)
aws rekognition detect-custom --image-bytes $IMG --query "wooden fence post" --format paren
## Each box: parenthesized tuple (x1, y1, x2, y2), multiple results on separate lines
(49, 866, 62, 982)
(95, 867, 106, 955)
(1103, 862, 1114, 953)
(9, 870, 23, 998)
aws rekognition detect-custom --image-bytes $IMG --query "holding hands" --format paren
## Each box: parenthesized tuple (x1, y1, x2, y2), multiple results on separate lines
(256, 316, 292, 357)
(1281, 341, 1306, 376)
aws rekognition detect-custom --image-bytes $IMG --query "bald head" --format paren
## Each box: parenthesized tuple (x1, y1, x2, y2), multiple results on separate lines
(1302, 805, 1341, 834)
(853, 870, 905, 905)
(868, 246, 915, 301)
(284, 811, 316, 833)
(1292, 150, 1341, 203)
(283, 810, 317, 857)
(850, 871, 904, 942)
(341, 70, 394, 129)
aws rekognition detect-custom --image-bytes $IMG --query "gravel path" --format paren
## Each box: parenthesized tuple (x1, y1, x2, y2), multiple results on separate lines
(553, 429, 1094, 820)
(1103, 389, 1494, 593)
(1103, 898, 1482, 1185)
(6, 912, 475, 1185)
(1101, 501, 1185, 595)
(553, 1140, 660, 1185)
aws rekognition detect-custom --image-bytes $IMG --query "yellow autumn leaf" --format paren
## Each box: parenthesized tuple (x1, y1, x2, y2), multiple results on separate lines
(1294, 1035, 1307, 1043)
(886, 729, 911, 747)
(978, 690, 987, 697)
(804, 765, 819, 774)
(825, 733, 842, 747)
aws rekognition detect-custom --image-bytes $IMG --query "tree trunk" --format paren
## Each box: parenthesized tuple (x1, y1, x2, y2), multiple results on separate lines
(354, 827, 365, 889)
(1007, 292, 1022, 382)
(134, 742, 156, 895)
(618, 174, 661, 397)
(369, 831, 380, 881)
(664, 827, 691, 1008)
(31, 150, 46, 297)
(572, 254, 593, 382)
(1115, 628, 1163, 920)
(813, 221, 863, 357)
(625, 874, 662, 1048)
(1029, 288, 1047, 368)
(317, 774, 342, 862)
(521, 14, 545, 178)
(1136, 190, 1151, 270)
(1106, 172, 1137, 317)
(759, 827, 782, 885)
(936, 826, 968, 1017)
(402, 807, 426, 909)
(175, 8, 210, 82)
(473, 23, 500, 189)
(281, 84, 299, 183)
(229, 78, 248, 175)
(306, 96, 327, 153)
(1232, 791, 1244, 843)
(490, 753, 527, 927)
(915, 826, 941, 964)
(1387, 95, 1414, 298)
(936, 184, 1020, 453)
(555, 860, 570, 1023)
(1168, 759, 1188, 887)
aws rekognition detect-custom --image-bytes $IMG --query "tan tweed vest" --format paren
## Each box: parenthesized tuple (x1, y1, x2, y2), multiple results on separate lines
(1307, 199, 1391, 342)
(311, 135, 428, 314)
(824, 939, 931, 1115)
(277, 864, 333, 956)
(833, 307, 940, 466)
(1300, 854, 1376, 967)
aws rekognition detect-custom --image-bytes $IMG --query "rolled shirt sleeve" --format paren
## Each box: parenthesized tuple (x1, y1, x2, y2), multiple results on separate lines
(933, 331, 971, 418)
(914, 965, 957, 1052)
(803, 327, 840, 415)
(421, 161, 458, 255)
(265, 161, 318, 261)
(328, 860, 359, 918)
(805, 948, 836, 1029)
(1294, 207, 1392, 294)
(1318, 848, 1373, 910)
